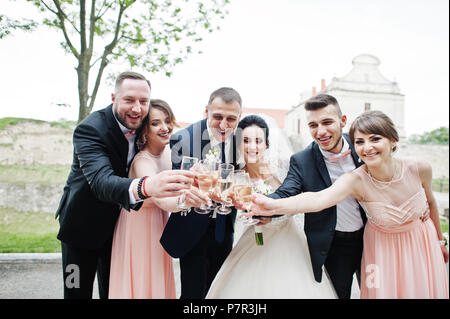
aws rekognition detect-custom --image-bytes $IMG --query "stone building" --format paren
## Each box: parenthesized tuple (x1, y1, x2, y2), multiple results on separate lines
(286, 54, 405, 147)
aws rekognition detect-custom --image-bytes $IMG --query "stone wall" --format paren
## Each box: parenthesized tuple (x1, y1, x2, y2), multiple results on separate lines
(0, 183, 63, 214)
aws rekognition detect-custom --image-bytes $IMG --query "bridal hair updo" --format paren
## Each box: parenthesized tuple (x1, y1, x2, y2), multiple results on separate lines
(349, 110, 399, 152)
(137, 99, 177, 150)
(237, 115, 270, 148)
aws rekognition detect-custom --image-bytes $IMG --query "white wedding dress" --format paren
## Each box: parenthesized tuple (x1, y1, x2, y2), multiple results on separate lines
(206, 114, 337, 299)
(206, 214, 337, 299)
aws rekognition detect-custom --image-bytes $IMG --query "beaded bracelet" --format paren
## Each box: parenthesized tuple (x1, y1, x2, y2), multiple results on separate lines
(137, 176, 150, 200)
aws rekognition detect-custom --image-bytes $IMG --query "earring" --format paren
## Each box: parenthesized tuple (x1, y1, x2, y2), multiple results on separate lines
(391, 145, 396, 157)
(358, 157, 362, 163)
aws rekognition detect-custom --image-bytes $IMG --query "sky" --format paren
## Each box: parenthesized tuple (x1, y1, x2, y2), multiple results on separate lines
(0, 0, 448, 136)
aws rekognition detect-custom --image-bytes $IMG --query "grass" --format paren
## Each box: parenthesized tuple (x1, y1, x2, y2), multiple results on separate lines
(0, 206, 60, 253)
(0, 117, 76, 131)
(0, 117, 46, 131)
(0, 164, 70, 185)
(441, 219, 449, 234)
(433, 178, 449, 193)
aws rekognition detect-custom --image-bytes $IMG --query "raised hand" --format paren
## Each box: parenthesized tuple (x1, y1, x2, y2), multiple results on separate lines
(183, 186, 209, 208)
(245, 193, 279, 217)
(143, 169, 195, 198)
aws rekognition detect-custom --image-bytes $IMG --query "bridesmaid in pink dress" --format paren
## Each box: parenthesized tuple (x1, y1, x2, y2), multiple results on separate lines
(109, 99, 207, 299)
(249, 110, 449, 299)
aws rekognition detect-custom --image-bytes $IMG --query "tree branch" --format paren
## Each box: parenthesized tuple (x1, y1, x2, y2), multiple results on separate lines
(42, 0, 80, 33)
(39, 0, 58, 15)
(51, 0, 80, 58)
(79, 0, 87, 53)
(96, 0, 113, 20)
(88, 0, 96, 52)
(88, 2, 131, 113)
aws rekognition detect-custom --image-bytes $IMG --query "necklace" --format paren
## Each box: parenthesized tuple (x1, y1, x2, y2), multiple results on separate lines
(367, 161, 398, 190)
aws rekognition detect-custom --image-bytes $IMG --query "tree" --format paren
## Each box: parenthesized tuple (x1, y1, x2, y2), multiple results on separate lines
(5, 0, 230, 122)
(409, 126, 449, 145)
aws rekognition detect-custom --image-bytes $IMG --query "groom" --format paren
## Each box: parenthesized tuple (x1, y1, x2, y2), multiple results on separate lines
(160, 87, 243, 299)
(55, 71, 194, 299)
(269, 93, 366, 299)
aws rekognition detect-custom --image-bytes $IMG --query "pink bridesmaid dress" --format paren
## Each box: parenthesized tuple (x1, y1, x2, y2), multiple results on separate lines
(353, 158, 448, 299)
(109, 148, 176, 299)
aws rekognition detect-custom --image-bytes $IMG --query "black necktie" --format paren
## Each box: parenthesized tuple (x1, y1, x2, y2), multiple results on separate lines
(221, 142, 226, 163)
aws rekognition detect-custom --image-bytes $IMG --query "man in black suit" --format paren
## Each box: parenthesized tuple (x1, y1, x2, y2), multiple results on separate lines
(55, 71, 194, 299)
(268, 94, 366, 299)
(160, 87, 243, 299)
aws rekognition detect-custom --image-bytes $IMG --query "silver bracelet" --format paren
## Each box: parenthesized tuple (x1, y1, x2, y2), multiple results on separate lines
(439, 239, 447, 246)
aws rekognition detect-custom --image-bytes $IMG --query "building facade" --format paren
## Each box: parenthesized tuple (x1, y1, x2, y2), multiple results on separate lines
(286, 54, 405, 146)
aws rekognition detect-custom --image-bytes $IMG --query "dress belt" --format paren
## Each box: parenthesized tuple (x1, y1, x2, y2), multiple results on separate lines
(334, 228, 364, 240)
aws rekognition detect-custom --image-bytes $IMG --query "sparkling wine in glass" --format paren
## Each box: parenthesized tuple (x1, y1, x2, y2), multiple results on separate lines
(176, 156, 198, 212)
(234, 173, 259, 226)
(215, 163, 234, 215)
(194, 160, 215, 214)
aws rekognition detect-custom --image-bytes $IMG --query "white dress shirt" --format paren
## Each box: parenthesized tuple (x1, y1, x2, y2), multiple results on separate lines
(113, 113, 139, 205)
(319, 138, 363, 232)
(207, 124, 233, 164)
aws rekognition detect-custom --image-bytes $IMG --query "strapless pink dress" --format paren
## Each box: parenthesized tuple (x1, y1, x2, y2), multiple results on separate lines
(109, 149, 176, 299)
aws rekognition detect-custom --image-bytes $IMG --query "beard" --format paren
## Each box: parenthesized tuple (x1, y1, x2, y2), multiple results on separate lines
(114, 108, 143, 131)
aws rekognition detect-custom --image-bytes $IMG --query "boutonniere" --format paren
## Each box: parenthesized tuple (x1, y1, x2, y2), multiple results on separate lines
(205, 149, 220, 163)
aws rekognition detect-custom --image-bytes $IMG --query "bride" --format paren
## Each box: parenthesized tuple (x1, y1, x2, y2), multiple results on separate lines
(206, 114, 337, 299)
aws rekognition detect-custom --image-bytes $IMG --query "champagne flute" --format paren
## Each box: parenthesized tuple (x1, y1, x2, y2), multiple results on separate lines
(194, 160, 214, 214)
(233, 171, 249, 222)
(235, 173, 259, 226)
(176, 156, 198, 212)
(206, 160, 220, 210)
(214, 163, 234, 215)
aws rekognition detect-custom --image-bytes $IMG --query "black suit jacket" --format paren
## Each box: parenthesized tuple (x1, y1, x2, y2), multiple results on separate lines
(55, 104, 141, 249)
(269, 134, 366, 282)
(160, 119, 239, 258)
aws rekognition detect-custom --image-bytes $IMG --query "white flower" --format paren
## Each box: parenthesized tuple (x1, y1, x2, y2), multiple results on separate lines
(252, 179, 273, 195)
(205, 149, 220, 164)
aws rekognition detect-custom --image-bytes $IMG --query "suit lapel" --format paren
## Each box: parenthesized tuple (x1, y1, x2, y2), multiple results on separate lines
(104, 104, 129, 166)
(200, 119, 211, 159)
(312, 143, 332, 187)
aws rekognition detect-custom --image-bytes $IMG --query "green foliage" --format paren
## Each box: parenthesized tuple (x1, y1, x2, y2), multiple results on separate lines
(409, 127, 449, 145)
(0, 14, 37, 39)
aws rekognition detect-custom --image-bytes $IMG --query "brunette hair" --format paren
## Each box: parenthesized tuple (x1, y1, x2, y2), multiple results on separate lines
(349, 110, 399, 151)
(115, 71, 151, 93)
(208, 87, 242, 109)
(304, 93, 342, 117)
(136, 99, 176, 150)
(237, 115, 270, 148)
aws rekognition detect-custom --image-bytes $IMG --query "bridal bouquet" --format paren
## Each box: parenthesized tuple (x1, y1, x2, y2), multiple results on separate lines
(252, 180, 273, 246)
